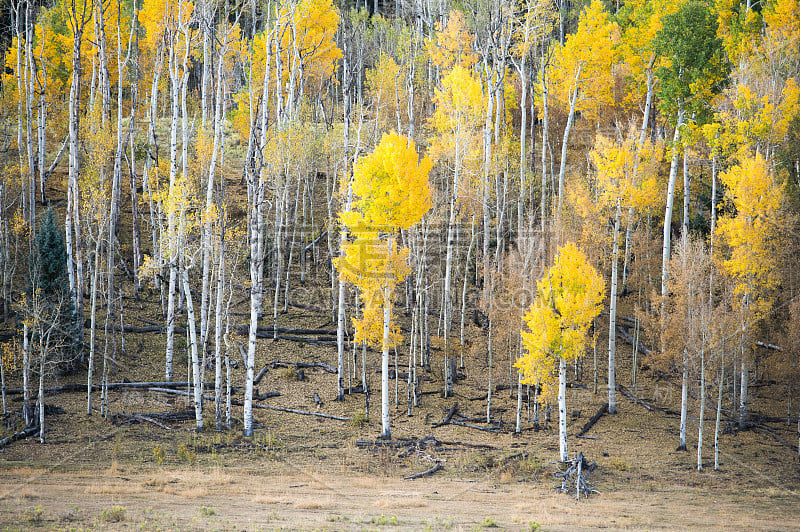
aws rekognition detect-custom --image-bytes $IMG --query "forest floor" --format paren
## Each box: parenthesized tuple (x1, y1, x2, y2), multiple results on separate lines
(1, 283, 799, 531)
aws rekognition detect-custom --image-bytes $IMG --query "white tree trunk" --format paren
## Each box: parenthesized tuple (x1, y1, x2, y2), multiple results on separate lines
(557, 69, 580, 216)
(381, 283, 391, 439)
(540, 53, 549, 233)
(679, 353, 688, 451)
(214, 235, 225, 430)
(558, 357, 568, 462)
(714, 349, 724, 470)
(661, 108, 684, 301)
(697, 349, 705, 471)
(87, 237, 101, 415)
(23, 322, 31, 426)
(608, 202, 620, 414)
(182, 269, 203, 430)
(739, 359, 748, 429)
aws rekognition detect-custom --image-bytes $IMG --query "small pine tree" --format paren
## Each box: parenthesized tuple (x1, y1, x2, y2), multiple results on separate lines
(26, 209, 80, 371)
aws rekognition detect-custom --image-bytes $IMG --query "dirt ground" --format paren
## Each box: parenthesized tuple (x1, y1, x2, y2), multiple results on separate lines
(1, 460, 799, 531)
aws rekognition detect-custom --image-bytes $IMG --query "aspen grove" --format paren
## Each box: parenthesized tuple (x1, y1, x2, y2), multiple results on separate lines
(2, 0, 800, 509)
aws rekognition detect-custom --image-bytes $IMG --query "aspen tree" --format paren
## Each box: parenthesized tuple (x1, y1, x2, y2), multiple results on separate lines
(336, 133, 431, 439)
(517, 243, 604, 461)
(592, 134, 661, 414)
(548, 0, 615, 217)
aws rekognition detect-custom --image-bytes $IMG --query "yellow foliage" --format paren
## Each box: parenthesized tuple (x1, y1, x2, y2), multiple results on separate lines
(547, 0, 617, 121)
(349, 133, 432, 231)
(1, 340, 21, 373)
(516, 243, 605, 397)
(427, 10, 477, 71)
(336, 133, 431, 349)
(592, 133, 664, 215)
(716, 152, 784, 316)
(365, 54, 407, 132)
(279, 0, 342, 92)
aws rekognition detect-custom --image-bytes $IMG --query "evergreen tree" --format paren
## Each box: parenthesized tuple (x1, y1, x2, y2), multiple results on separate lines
(26, 208, 79, 370)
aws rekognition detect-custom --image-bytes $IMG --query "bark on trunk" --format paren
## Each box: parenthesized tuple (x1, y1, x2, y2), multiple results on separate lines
(608, 202, 620, 414)
(558, 357, 568, 462)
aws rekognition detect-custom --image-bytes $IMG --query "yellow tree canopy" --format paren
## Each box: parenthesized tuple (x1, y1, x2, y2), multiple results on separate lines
(427, 10, 477, 72)
(516, 243, 605, 395)
(343, 133, 432, 232)
(548, 0, 617, 121)
(279, 0, 342, 92)
(716, 152, 784, 316)
(592, 133, 663, 215)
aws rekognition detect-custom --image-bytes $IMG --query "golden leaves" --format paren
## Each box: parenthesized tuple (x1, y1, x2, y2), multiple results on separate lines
(337, 133, 432, 348)
(516, 243, 605, 392)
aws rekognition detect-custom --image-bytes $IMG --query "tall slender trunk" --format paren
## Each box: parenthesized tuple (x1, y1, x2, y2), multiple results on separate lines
(540, 50, 549, 233)
(697, 347, 705, 471)
(714, 344, 724, 470)
(442, 134, 461, 398)
(558, 356, 568, 462)
(678, 352, 688, 451)
(22, 322, 30, 426)
(182, 269, 204, 430)
(739, 359, 748, 429)
(87, 236, 101, 415)
(608, 201, 620, 414)
(381, 278, 391, 439)
(336, 37, 353, 402)
(557, 68, 581, 217)
(661, 107, 685, 302)
(202, 33, 228, 370)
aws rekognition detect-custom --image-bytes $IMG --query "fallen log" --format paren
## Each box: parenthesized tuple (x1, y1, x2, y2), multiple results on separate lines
(275, 334, 337, 346)
(615, 325, 652, 357)
(254, 391, 281, 400)
(616, 384, 656, 412)
(4, 381, 221, 396)
(356, 439, 415, 449)
(751, 423, 799, 453)
(253, 365, 269, 386)
(576, 403, 608, 437)
(404, 463, 442, 480)
(0, 425, 39, 448)
(433, 402, 459, 428)
(268, 360, 338, 374)
(253, 404, 351, 421)
(111, 413, 175, 430)
(447, 420, 503, 432)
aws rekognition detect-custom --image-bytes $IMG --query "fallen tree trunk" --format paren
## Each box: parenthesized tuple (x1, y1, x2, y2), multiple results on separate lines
(616, 326, 652, 357)
(268, 360, 338, 374)
(5, 381, 223, 396)
(433, 402, 458, 428)
(447, 420, 503, 432)
(252, 404, 351, 421)
(751, 423, 799, 453)
(0, 425, 39, 447)
(253, 365, 269, 385)
(576, 403, 608, 437)
(404, 463, 442, 480)
(616, 384, 656, 412)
